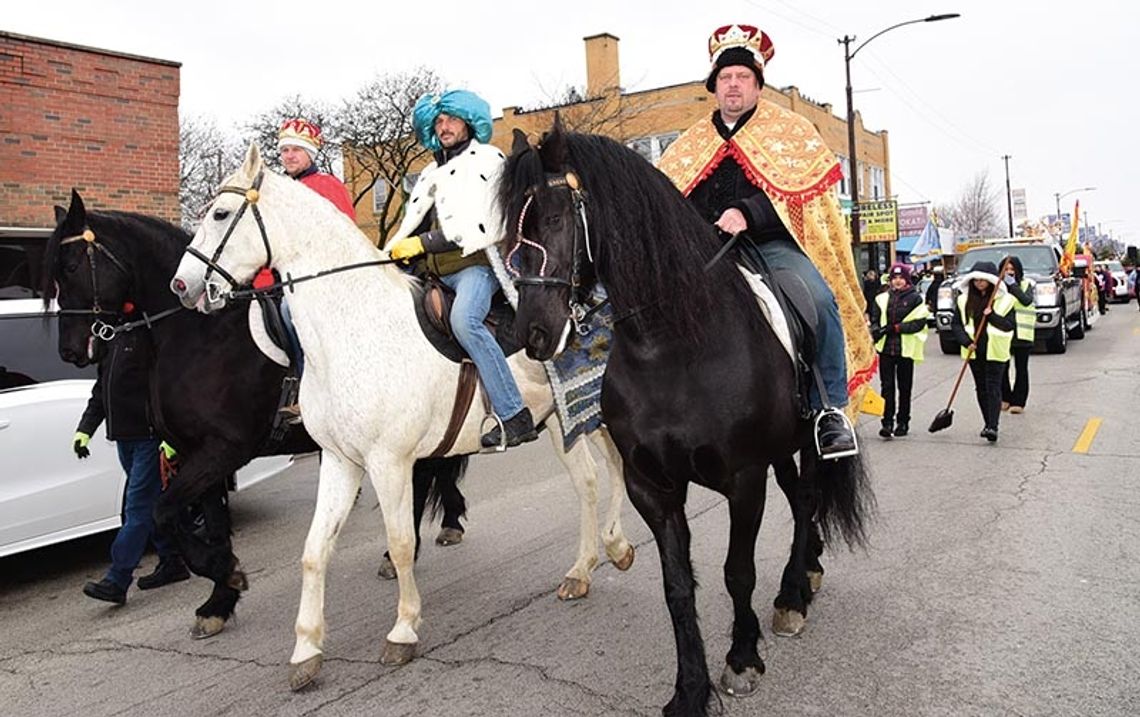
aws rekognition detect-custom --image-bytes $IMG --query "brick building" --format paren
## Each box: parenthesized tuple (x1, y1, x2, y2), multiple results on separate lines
(0, 31, 181, 231)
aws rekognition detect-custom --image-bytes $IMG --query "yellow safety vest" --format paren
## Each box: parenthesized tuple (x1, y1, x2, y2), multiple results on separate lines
(1012, 279, 1036, 343)
(874, 292, 931, 363)
(957, 293, 1015, 362)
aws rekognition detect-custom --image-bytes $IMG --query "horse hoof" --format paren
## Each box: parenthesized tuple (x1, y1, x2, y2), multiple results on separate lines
(289, 654, 323, 691)
(190, 616, 226, 640)
(435, 527, 464, 546)
(228, 570, 249, 591)
(377, 555, 397, 580)
(380, 640, 416, 666)
(807, 570, 823, 593)
(772, 608, 806, 637)
(611, 545, 635, 571)
(557, 577, 590, 601)
(718, 664, 763, 698)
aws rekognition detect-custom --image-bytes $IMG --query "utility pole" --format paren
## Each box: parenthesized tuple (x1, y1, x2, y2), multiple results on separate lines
(1001, 154, 1013, 238)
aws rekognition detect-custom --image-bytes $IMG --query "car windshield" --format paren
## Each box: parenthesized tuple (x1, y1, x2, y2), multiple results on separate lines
(1106, 261, 1124, 272)
(959, 246, 1056, 275)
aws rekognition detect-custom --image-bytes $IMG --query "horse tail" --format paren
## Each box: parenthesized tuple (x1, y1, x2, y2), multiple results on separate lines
(419, 455, 469, 523)
(809, 452, 875, 549)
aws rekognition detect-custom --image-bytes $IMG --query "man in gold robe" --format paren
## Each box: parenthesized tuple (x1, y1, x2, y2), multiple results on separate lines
(658, 23, 877, 459)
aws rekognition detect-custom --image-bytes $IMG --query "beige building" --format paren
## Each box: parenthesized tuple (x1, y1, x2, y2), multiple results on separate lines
(354, 33, 892, 269)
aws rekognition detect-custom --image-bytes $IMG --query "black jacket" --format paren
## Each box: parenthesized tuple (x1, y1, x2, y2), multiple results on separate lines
(76, 329, 154, 441)
(868, 286, 925, 356)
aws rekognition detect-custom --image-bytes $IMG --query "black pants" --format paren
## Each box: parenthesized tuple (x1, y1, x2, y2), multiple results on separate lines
(878, 353, 914, 427)
(1001, 345, 1031, 408)
(1097, 290, 1108, 314)
(969, 359, 1006, 431)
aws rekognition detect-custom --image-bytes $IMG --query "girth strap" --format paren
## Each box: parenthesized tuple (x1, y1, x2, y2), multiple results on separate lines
(428, 360, 480, 458)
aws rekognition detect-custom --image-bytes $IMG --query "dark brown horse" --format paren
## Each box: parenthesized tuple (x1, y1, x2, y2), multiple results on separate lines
(499, 124, 873, 716)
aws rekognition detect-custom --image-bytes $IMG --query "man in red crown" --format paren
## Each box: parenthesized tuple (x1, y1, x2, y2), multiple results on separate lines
(657, 24, 876, 460)
(277, 118, 356, 220)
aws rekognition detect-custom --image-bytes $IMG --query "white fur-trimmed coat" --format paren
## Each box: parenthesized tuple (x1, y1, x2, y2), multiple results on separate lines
(387, 141, 508, 256)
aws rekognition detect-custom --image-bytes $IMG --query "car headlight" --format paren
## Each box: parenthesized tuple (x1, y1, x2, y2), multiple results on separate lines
(1035, 282, 1057, 306)
(937, 285, 954, 309)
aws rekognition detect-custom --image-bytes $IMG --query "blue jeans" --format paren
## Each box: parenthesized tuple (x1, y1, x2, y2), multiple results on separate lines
(280, 299, 304, 375)
(754, 238, 849, 410)
(440, 265, 524, 420)
(106, 438, 175, 588)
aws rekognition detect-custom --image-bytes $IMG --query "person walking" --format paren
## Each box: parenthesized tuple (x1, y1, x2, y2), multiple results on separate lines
(1000, 256, 1035, 414)
(75, 328, 188, 605)
(869, 263, 929, 438)
(950, 261, 1016, 442)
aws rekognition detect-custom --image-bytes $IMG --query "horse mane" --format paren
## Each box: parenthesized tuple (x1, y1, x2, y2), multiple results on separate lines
(499, 132, 759, 340)
(42, 210, 190, 308)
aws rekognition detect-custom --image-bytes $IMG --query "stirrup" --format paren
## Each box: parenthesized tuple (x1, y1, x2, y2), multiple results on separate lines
(814, 407, 859, 460)
(479, 413, 507, 454)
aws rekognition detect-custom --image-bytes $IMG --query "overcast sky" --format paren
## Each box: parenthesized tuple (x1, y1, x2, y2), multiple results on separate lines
(7, 0, 1136, 245)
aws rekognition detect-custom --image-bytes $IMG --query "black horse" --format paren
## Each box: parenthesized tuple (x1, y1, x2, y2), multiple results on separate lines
(44, 191, 467, 637)
(499, 125, 873, 716)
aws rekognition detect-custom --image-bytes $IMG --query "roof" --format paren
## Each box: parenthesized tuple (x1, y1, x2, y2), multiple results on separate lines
(0, 31, 180, 68)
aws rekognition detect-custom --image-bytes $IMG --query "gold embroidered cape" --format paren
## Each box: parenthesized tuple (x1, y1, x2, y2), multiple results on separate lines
(658, 98, 877, 405)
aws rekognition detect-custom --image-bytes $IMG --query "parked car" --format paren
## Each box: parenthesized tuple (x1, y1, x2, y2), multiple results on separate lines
(935, 241, 1084, 354)
(1094, 260, 1130, 302)
(0, 233, 293, 558)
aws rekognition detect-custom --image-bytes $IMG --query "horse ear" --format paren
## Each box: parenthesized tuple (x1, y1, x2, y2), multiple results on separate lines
(53, 205, 67, 225)
(511, 128, 531, 156)
(241, 142, 263, 179)
(61, 188, 86, 229)
(539, 113, 568, 172)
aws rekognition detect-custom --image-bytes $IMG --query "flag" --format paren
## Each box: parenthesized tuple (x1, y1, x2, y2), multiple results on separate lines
(1060, 200, 1081, 274)
(909, 217, 941, 260)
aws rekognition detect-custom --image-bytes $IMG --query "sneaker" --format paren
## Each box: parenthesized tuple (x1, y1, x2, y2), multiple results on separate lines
(816, 410, 858, 459)
(981, 427, 999, 442)
(878, 423, 893, 439)
(1009, 406, 1024, 415)
(137, 557, 190, 590)
(480, 408, 539, 449)
(82, 578, 127, 605)
(894, 422, 909, 437)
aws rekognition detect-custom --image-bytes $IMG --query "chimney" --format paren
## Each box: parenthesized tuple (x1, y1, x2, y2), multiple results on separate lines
(584, 33, 620, 98)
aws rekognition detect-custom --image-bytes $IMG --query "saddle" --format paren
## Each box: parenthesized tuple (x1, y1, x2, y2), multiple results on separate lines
(733, 236, 820, 419)
(413, 276, 524, 363)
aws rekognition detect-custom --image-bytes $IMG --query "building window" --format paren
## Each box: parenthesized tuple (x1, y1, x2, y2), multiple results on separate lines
(627, 131, 681, 166)
(372, 178, 388, 214)
(857, 161, 865, 195)
(836, 154, 850, 197)
(871, 167, 885, 199)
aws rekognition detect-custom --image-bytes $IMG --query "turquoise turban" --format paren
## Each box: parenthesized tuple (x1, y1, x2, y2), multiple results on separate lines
(413, 89, 494, 151)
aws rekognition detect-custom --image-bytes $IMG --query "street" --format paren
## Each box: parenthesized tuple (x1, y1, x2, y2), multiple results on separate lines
(1, 308, 1138, 717)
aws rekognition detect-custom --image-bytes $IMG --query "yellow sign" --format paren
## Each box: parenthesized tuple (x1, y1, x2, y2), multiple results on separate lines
(859, 200, 898, 243)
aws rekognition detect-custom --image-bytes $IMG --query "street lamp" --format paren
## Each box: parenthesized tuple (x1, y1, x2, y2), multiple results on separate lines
(841, 13, 959, 265)
(1054, 186, 1095, 220)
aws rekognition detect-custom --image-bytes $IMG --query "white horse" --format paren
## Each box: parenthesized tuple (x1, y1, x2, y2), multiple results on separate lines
(171, 145, 633, 690)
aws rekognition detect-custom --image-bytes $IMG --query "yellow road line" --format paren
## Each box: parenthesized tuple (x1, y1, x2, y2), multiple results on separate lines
(1072, 417, 1103, 454)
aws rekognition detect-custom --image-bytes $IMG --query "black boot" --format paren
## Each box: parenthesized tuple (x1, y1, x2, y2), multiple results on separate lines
(137, 556, 191, 590)
(481, 408, 539, 449)
(816, 409, 858, 459)
(893, 421, 909, 437)
(82, 578, 127, 605)
(981, 426, 999, 443)
(879, 421, 893, 439)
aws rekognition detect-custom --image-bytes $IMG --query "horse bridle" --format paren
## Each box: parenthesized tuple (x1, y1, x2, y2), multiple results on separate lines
(507, 171, 602, 333)
(58, 228, 132, 340)
(184, 170, 273, 303)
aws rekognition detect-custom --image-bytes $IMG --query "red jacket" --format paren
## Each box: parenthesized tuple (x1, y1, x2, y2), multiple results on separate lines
(298, 171, 356, 220)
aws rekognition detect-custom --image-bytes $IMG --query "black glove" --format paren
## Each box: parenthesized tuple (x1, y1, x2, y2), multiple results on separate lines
(73, 431, 91, 459)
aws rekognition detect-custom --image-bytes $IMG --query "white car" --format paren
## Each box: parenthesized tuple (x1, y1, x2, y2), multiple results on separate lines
(1094, 260, 1130, 302)
(1, 240, 292, 558)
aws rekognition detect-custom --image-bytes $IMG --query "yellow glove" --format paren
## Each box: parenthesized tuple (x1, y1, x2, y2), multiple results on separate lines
(159, 441, 177, 460)
(73, 431, 91, 459)
(389, 236, 425, 261)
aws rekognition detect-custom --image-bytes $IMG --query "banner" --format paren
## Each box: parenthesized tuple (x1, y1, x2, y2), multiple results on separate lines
(1011, 188, 1027, 223)
(897, 206, 929, 235)
(858, 200, 898, 243)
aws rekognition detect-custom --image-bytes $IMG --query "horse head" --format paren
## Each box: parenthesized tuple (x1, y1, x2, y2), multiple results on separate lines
(502, 118, 591, 361)
(172, 143, 274, 313)
(46, 190, 133, 366)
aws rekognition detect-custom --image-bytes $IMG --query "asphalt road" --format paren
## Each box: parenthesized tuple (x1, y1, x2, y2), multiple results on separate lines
(2, 305, 1138, 717)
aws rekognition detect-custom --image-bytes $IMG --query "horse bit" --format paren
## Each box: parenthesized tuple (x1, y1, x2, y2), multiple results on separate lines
(506, 171, 602, 335)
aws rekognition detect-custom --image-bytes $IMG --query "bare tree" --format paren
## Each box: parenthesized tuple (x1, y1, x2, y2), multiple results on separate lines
(935, 170, 1004, 238)
(179, 115, 243, 230)
(244, 96, 338, 175)
(335, 68, 444, 241)
(522, 84, 660, 142)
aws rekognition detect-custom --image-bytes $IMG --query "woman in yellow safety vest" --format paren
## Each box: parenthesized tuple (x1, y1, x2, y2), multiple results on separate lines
(1000, 255, 1035, 414)
(950, 260, 1016, 442)
(869, 263, 929, 438)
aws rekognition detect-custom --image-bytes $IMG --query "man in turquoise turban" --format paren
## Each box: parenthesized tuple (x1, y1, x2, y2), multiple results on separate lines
(387, 90, 537, 449)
